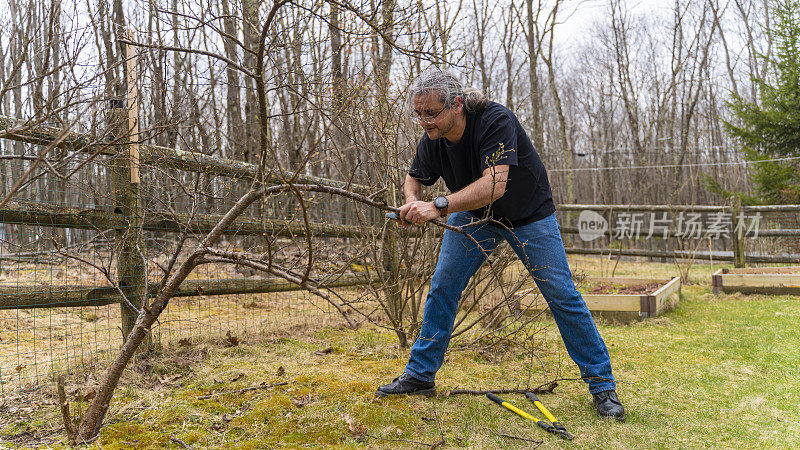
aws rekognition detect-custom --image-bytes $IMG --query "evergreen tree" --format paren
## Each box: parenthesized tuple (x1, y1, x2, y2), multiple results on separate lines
(724, 0, 800, 204)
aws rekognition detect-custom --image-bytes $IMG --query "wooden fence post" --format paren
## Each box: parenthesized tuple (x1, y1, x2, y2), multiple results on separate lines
(110, 32, 147, 349)
(380, 182, 407, 348)
(731, 196, 746, 268)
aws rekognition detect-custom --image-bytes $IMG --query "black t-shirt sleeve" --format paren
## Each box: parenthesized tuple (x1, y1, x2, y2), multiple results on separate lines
(478, 112, 519, 171)
(408, 140, 440, 186)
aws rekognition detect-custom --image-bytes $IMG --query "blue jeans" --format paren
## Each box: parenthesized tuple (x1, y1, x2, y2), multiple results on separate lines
(404, 211, 616, 394)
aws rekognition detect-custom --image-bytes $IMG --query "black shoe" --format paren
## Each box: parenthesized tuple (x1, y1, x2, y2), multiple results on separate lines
(376, 373, 436, 398)
(593, 390, 625, 421)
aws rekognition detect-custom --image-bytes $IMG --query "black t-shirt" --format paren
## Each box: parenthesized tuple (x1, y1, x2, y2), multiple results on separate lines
(408, 102, 555, 227)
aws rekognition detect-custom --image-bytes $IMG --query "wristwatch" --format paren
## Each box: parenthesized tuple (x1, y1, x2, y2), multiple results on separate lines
(433, 196, 449, 215)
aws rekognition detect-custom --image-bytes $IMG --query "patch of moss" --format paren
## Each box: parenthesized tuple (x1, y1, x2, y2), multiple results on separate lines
(100, 422, 168, 449)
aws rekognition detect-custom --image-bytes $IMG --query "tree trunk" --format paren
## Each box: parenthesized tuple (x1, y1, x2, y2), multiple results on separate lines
(541, 1, 574, 204)
(221, 0, 244, 161)
(525, 0, 544, 151)
(242, 0, 261, 165)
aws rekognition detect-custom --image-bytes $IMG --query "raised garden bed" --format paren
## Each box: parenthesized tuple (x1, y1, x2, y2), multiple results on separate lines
(712, 267, 800, 295)
(516, 276, 682, 323)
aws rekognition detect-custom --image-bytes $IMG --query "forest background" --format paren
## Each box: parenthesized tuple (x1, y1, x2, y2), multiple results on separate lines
(0, 0, 782, 217)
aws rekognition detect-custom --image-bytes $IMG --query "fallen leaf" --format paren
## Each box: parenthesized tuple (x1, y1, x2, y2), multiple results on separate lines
(225, 331, 239, 347)
(159, 373, 183, 385)
(174, 357, 192, 369)
(229, 373, 244, 383)
(293, 394, 313, 408)
(314, 347, 334, 356)
(342, 413, 366, 440)
(81, 387, 97, 402)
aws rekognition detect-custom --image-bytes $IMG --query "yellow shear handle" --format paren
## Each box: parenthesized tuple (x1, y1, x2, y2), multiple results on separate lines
(504, 401, 540, 422)
(534, 400, 557, 423)
(525, 393, 558, 423)
(486, 393, 541, 423)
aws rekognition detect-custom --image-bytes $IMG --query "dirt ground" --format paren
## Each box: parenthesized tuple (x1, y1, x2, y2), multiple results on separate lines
(585, 282, 665, 295)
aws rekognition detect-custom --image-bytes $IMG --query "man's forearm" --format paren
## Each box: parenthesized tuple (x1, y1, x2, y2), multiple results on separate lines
(446, 165, 509, 213)
(446, 176, 495, 212)
(404, 174, 423, 202)
(399, 166, 507, 225)
(402, 174, 495, 212)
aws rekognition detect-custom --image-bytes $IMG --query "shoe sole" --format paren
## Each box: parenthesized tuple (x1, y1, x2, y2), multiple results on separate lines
(375, 388, 437, 398)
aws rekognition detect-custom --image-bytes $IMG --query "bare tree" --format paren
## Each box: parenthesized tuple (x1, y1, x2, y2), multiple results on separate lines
(540, 0, 575, 204)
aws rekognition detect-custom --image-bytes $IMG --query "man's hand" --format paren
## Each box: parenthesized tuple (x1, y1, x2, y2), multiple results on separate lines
(399, 200, 441, 226)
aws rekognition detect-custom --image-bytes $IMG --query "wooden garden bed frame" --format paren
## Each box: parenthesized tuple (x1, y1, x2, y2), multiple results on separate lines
(516, 276, 682, 323)
(712, 267, 800, 295)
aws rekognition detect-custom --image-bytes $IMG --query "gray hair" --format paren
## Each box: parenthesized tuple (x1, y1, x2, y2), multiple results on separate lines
(407, 67, 488, 114)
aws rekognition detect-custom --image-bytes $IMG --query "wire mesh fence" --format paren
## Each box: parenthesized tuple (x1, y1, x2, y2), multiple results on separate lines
(0, 128, 376, 403)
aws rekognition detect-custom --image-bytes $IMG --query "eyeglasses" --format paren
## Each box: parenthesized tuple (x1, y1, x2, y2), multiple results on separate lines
(412, 104, 448, 124)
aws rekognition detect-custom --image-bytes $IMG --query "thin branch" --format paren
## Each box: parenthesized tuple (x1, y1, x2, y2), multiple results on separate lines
(57, 375, 77, 445)
(202, 247, 358, 329)
(0, 123, 74, 210)
(118, 37, 255, 79)
(496, 433, 542, 445)
(197, 381, 288, 400)
(444, 381, 558, 396)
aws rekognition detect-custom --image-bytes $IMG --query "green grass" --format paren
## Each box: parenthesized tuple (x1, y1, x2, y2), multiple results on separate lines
(2, 257, 800, 448)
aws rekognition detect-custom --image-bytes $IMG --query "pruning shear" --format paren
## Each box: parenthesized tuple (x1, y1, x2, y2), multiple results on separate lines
(486, 393, 575, 440)
(525, 392, 575, 440)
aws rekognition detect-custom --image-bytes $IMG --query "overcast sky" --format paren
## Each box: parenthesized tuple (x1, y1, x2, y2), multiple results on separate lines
(556, 0, 675, 48)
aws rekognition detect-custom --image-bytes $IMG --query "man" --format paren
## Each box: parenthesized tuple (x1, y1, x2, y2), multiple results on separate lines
(375, 68, 625, 421)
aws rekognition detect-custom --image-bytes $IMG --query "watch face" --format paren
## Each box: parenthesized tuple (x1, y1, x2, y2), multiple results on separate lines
(434, 196, 448, 210)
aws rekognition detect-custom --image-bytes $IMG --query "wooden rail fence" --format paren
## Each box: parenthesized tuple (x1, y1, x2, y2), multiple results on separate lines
(0, 112, 385, 339)
(0, 273, 373, 310)
(558, 199, 800, 264)
(5, 113, 800, 325)
(0, 40, 385, 341)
